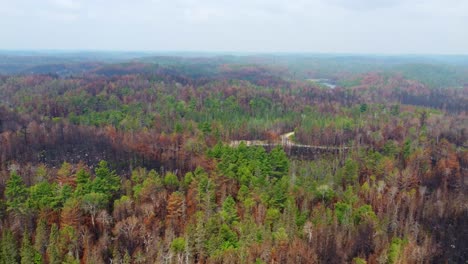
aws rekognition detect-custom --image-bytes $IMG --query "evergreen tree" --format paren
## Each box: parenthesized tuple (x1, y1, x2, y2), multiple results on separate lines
(1, 229, 19, 264)
(269, 146, 289, 179)
(28, 182, 55, 211)
(34, 220, 48, 256)
(47, 224, 61, 264)
(20, 232, 37, 264)
(74, 168, 91, 197)
(220, 196, 239, 225)
(5, 171, 28, 213)
(91, 160, 120, 199)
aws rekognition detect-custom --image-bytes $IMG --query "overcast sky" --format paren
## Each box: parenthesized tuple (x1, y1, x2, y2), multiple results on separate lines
(1, 0, 467, 54)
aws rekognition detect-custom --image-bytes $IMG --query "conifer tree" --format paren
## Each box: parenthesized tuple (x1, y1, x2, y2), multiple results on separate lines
(1, 229, 19, 264)
(34, 220, 48, 256)
(5, 172, 28, 213)
(20, 232, 37, 264)
(47, 224, 61, 264)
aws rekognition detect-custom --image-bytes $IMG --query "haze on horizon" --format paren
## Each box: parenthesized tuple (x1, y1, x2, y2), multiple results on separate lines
(1, 0, 467, 54)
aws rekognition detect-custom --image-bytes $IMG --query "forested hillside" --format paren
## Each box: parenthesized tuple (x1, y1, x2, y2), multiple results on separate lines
(0, 54, 466, 263)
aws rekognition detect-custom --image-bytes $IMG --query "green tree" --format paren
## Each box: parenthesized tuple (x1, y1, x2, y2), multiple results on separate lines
(341, 158, 359, 186)
(220, 196, 239, 225)
(20, 232, 39, 264)
(335, 202, 352, 226)
(81, 192, 107, 227)
(353, 204, 377, 225)
(402, 139, 412, 161)
(28, 182, 55, 210)
(360, 103, 368, 113)
(269, 146, 289, 179)
(74, 168, 91, 197)
(34, 220, 48, 256)
(46, 224, 61, 264)
(171, 237, 186, 263)
(5, 172, 28, 213)
(91, 160, 120, 199)
(387, 238, 406, 264)
(163, 172, 179, 190)
(219, 224, 238, 250)
(1, 229, 19, 264)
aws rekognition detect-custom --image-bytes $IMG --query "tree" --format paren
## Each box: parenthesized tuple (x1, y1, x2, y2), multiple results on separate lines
(341, 158, 359, 186)
(81, 192, 107, 227)
(219, 224, 238, 250)
(74, 168, 91, 197)
(20, 232, 39, 264)
(269, 146, 289, 179)
(5, 171, 28, 213)
(359, 103, 368, 113)
(28, 181, 55, 211)
(34, 220, 48, 256)
(1, 229, 19, 264)
(335, 202, 352, 226)
(47, 224, 61, 264)
(164, 172, 179, 190)
(91, 160, 120, 199)
(171, 237, 186, 264)
(167, 192, 185, 232)
(220, 196, 239, 225)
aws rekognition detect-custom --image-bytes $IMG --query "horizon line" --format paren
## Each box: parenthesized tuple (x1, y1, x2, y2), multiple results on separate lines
(0, 49, 467, 57)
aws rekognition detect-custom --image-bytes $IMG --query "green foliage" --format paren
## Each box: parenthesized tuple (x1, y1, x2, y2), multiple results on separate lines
(390, 104, 400, 116)
(20, 232, 39, 264)
(214, 144, 289, 187)
(28, 182, 56, 210)
(1, 229, 19, 264)
(402, 139, 412, 160)
(268, 177, 289, 209)
(265, 208, 280, 229)
(91, 161, 120, 199)
(360, 103, 368, 113)
(353, 257, 367, 264)
(74, 168, 91, 196)
(81, 192, 108, 213)
(1, 57, 466, 263)
(163, 172, 179, 189)
(34, 220, 48, 255)
(269, 146, 289, 179)
(220, 196, 239, 225)
(340, 158, 359, 186)
(353, 204, 377, 225)
(335, 202, 352, 226)
(219, 224, 238, 250)
(47, 224, 61, 264)
(5, 172, 28, 212)
(387, 237, 407, 264)
(383, 141, 398, 157)
(315, 184, 335, 203)
(170, 237, 186, 253)
(272, 227, 288, 244)
(133, 173, 163, 201)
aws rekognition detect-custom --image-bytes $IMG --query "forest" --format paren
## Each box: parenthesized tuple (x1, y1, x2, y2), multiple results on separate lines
(0, 53, 466, 263)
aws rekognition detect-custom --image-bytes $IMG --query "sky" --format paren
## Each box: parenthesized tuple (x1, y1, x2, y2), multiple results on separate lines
(0, 0, 467, 54)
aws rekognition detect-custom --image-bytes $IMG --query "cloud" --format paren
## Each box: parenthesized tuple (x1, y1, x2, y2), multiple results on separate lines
(49, 0, 81, 10)
(0, 0, 466, 53)
(328, 0, 402, 11)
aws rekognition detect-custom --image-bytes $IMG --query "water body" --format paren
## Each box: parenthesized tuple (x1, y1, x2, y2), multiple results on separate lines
(307, 78, 337, 89)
